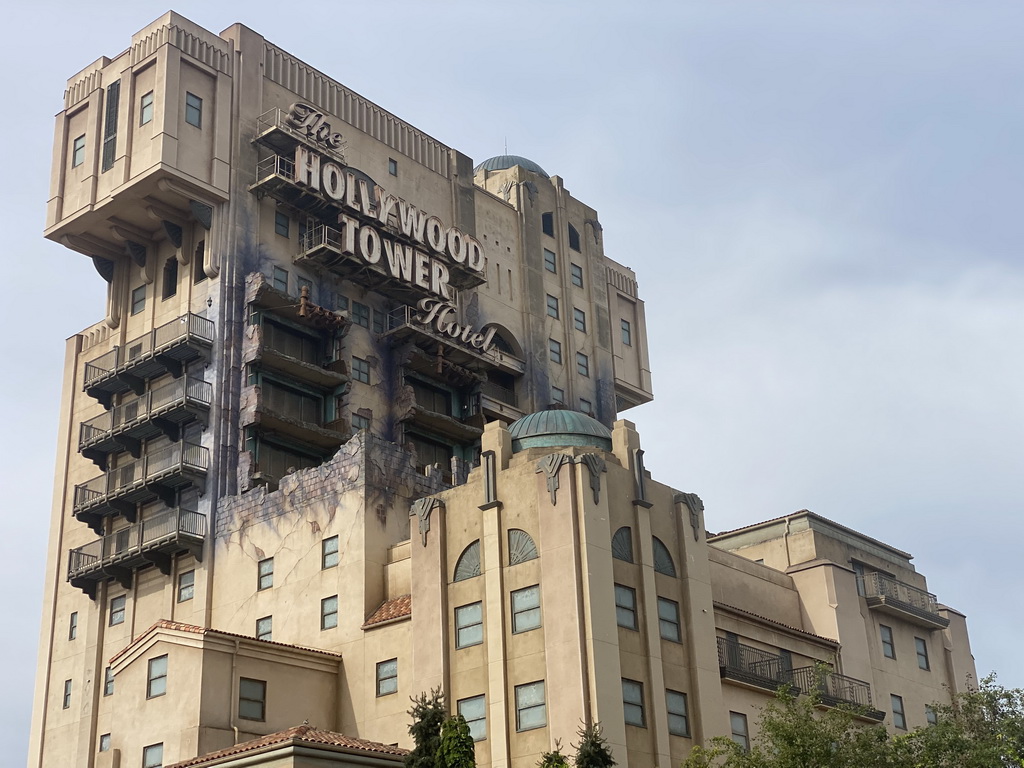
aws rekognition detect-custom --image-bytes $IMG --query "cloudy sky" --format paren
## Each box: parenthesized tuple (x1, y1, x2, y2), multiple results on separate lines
(2, 1, 1021, 762)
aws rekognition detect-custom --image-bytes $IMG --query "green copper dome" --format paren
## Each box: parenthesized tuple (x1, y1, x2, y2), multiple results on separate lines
(474, 155, 549, 179)
(508, 409, 612, 452)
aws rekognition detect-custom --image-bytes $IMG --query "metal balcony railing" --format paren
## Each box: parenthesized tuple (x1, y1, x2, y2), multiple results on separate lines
(862, 572, 949, 628)
(790, 666, 882, 719)
(717, 638, 794, 691)
(480, 380, 517, 407)
(253, 107, 346, 161)
(254, 153, 296, 185)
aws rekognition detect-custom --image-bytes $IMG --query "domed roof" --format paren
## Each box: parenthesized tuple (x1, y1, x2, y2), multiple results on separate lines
(508, 409, 612, 452)
(474, 154, 549, 179)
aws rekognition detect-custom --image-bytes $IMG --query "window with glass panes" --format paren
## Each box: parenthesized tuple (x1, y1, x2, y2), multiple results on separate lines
(622, 679, 645, 726)
(458, 695, 486, 741)
(615, 584, 637, 629)
(666, 690, 690, 736)
(147, 655, 167, 698)
(515, 681, 546, 731)
(658, 597, 681, 642)
(257, 558, 274, 590)
(239, 678, 266, 721)
(321, 596, 338, 630)
(376, 659, 398, 696)
(511, 585, 541, 633)
(322, 536, 339, 568)
(455, 602, 483, 648)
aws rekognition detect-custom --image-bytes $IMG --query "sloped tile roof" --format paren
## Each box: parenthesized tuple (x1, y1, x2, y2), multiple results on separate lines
(362, 595, 412, 628)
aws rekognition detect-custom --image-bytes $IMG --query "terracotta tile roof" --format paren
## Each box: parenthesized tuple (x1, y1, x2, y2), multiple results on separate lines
(714, 602, 839, 646)
(109, 619, 343, 664)
(362, 595, 412, 628)
(167, 724, 407, 767)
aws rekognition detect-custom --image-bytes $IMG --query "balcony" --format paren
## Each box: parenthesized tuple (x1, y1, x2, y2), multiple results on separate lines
(717, 638, 795, 693)
(79, 377, 212, 468)
(252, 106, 346, 163)
(83, 314, 214, 407)
(790, 666, 885, 721)
(465, 381, 524, 425)
(67, 508, 206, 599)
(72, 441, 210, 532)
(862, 572, 950, 630)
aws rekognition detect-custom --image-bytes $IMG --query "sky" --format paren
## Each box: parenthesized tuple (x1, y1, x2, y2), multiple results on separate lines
(2, 1, 1022, 763)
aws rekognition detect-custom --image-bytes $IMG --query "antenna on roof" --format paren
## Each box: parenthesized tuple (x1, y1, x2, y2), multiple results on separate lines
(504, 136, 507, 154)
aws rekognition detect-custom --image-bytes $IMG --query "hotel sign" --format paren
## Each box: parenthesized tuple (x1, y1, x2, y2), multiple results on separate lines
(413, 298, 498, 354)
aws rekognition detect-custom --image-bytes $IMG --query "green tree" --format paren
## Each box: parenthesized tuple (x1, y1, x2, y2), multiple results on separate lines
(538, 739, 571, 768)
(573, 722, 616, 768)
(436, 714, 476, 768)
(406, 688, 447, 768)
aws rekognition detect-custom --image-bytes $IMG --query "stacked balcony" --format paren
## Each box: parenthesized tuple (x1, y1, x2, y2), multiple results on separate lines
(790, 666, 885, 721)
(67, 507, 206, 598)
(717, 637, 795, 692)
(862, 572, 950, 630)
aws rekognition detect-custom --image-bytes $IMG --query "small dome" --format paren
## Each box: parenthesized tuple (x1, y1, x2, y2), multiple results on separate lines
(474, 155, 549, 179)
(508, 409, 612, 452)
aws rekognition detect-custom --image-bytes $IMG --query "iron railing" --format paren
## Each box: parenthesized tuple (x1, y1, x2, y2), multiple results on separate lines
(717, 638, 794, 690)
(862, 572, 941, 617)
(384, 306, 524, 373)
(83, 314, 215, 387)
(790, 666, 875, 711)
(254, 153, 296, 185)
(299, 223, 344, 257)
(480, 380, 517, 407)
(79, 377, 212, 448)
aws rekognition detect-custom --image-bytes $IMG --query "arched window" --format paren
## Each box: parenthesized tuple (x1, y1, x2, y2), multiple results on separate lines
(652, 536, 677, 577)
(508, 529, 538, 566)
(612, 527, 633, 563)
(454, 540, 481, 581)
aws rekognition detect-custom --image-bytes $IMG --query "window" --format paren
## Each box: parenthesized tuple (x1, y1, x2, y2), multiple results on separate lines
(666, 690, 690, 737)
(652, 537, 677, 576)
(546, 294, 559, 319)
(551, 386, 564, 404)
(72, 135, 86, 167)
(622, 679, 645, 727)
(454, 541, 481, 581)
(193, 241, 207, 284)
(852, 561, 867, 596)
(925, 705, 938, 726)
(621, 319, 632, 346)
(99, 734, 111, 752)
(109, 595, 126, 626)
(131, 285, 146, 316)
(511, 585, 541, 634)
(142, 743, 163, 768)
(102, 81, 120, 171)
(162, 257, 178, 300)
(570, 263, 583, 288)
(548, 339, 562, 364)
(352, 357, 370, 384)
(274, 211, 290, 237)
(458, 695, 486, 741)
(297, 276, 313, 297)
(612, 528, 633, 562)
(239, 678, 266, 721)
(730, 712, 749, 751)
(615, 584, 637, 630)
(573, 308, 586, 332)
(880, 625, 895, 659)
(455, 602, 483, 648)
(915, 637, 930, 670)
(543, 249, 557, 273)
(322, 536, 339, 569)
(508, 529, 538, 565)
(541, 212, 554, 237)
(68, 612, 78, 641)
(352, 301, 370, 328)
(388, 158, 398, 176)
(321, 595, 338, 630)
(658, 597, 681, 642)
(568, 223, 581, 252)
(515, 681, 546, 731)
(103, 666, 114, 696)
(62, 679, 72, 709)
(177, 569, 194, 602)
(140, 91, 154, 125)
(579, 398, 592, 415)
(352, 412, 371, 430)
(372, 308, 386, 334)
(576, 352, 589, 377)
(256, 616, 272, 641)
(257, 558, 274, 590)
(272, 266, 288, 293)
(376, 658, 398, 696)
(185, 92, 202, 127)
(891, 694, 907, 730)
(146, 655, 168, 698)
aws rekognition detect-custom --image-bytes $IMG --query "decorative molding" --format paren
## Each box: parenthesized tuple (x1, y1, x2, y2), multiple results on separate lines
(576, 453, 606, 504)
(190, 200, 213, 230)
(536, 453, 571, 505)
(479, 450, 500, 510)
(410, 497, 442, 547)
(633, 448, 652, 508)
(676, 492, 704, 542)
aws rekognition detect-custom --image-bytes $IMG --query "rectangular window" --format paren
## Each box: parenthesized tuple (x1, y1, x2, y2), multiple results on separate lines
(622, 679, 645, 727)
(62, 679, 72, 709)
(542, 212, 554, 237)
(109, 595, 126, 626)
(730, 712, 749, 751)
(455, 602, 483, 649)
(140, 91, 154, 125)
(68, 612, 78, 641)
(891, 694, 907, 730)
(666, 690, 690, 737)
(853, 561, 867, 596)
(322, 536, 339, 569)
(880, 625, 896, 659)
(239, 678, 267, 721)
(579, 398, 592, 415)
(543, 249, 557, 273)
(546, 294, 559, 319)
(99, 734, 111, 752)
(388, 158, 398, 176)
(177, 570, 195, 602)
(571, 263, 584, 288)
(272, 266, 288, 293)
(376, 658, 398, 696)
(256, 616, 272, 641)
(147, 655, 168, 698)
(551, 387, 564, 404)
(621, 319, 632, 346)
(162, 257, 178, 300)
(352, 301, 370, 328)
(658, 597, 681, 642)
(925, 705, 938, 726)
(549, 339, 562, 364)
(576, 352, 589, 377)
(458, 694, 486, 741)
(321, 595, 339, 630)
(194, 241, 207, 284)
(352, 357, 371, 384)
(615, 584, 638, 630)
(573, 308, 586, 332)
(915, 637, 930, 670)
(352, 412, 371, 431)
(372, 308, 386, 334)
(104, 666, 114, 696)
(257, 558, 274, 590)
(511, 585, 541, 634)
(185, 92, 202, 128)
(72, 134, 86, 167)
(131, 285, 146, 316)
(274, 211, 290, 237)
(102, 81, 120, 171)
(142, 743, 163, 768)
(515, 681, 546, 731)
